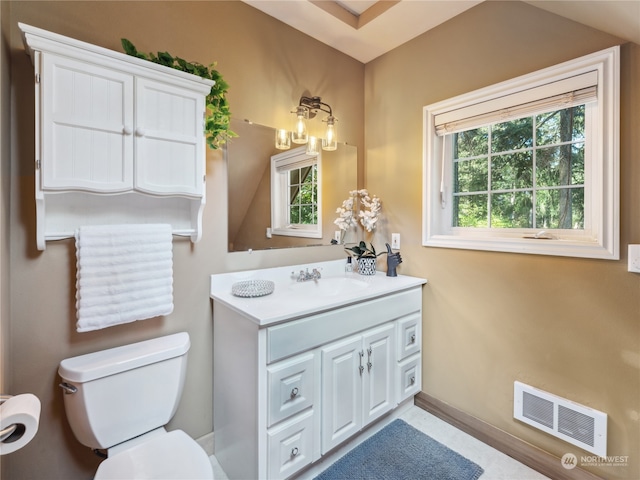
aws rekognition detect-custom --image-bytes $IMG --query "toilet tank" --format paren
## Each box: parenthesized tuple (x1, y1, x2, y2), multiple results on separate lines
(58, 332, 190, 449)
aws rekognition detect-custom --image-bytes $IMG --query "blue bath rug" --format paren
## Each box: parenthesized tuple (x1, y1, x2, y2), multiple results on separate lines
(314, 419, 484, 480)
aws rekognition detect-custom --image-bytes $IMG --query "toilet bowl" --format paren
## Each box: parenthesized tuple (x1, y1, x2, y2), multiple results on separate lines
(58, 332, 213, 480)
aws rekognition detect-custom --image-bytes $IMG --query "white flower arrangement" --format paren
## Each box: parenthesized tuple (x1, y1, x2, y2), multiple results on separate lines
(334, 189, 382, 234)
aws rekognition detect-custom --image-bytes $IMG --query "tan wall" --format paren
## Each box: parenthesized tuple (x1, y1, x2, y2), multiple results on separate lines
(4, 2, 363, 478)
(364, 2, 640, 479)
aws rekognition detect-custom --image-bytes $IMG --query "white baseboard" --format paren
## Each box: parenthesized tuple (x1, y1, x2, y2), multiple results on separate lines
(197, 431, 215, 456)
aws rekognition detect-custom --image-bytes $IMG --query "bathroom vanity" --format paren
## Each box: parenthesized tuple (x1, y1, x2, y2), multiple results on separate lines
(210, 260, 426, 479)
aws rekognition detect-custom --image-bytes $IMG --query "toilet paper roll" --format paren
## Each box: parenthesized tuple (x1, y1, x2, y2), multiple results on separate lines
(0, 393, 41, 455)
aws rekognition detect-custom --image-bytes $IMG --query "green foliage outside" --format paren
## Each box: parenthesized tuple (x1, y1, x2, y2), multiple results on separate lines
(453, 105, 585, 230)
(289, 165, 318, 225)
(121, 39, 235, 149)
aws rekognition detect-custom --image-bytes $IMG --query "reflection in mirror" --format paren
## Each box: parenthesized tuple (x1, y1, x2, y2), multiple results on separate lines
(227, 119, 357, 252)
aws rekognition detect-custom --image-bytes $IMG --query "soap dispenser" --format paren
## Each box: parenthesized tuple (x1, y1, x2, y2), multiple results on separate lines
(345, 256, 353, 273)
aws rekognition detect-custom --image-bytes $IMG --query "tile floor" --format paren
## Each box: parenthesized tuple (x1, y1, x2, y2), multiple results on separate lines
(209, 405, 550, 480)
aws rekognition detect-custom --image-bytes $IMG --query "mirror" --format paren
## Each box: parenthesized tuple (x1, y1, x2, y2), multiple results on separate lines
(227, 118, 357, 252)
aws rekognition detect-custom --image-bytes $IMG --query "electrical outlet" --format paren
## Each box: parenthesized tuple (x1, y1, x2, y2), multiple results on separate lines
(391, 233, 401, 249)
(629, 244, 640, 273)
(266, 227, 272, 239)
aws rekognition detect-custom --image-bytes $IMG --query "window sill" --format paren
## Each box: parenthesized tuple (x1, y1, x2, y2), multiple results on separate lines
(423, 233, 618, 260)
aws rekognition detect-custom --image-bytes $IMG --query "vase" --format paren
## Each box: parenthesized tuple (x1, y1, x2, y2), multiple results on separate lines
(357, 257, 377, 276)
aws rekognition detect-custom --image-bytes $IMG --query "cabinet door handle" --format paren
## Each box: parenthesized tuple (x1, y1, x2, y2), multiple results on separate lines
(290, 387, 299, 399)
(367, 347, 372, 372)
(135, 127, 146, 137)
(291, 447, 299, 457)
(359, 350, 364, 376)
(122, 125, 133, 135)
(410, 375, 416, 385)
(367, 361, 372, 372)
(410, 333, 416, 344)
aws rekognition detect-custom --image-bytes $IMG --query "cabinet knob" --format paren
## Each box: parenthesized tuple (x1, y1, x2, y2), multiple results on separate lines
(291, 447, 299, 457)
(410, 375, 416, 385)
(122, 125, 133, 135)
(290, 387, 299, 399)
(135, 127, 146, 137)
(410, 333, 416, 344)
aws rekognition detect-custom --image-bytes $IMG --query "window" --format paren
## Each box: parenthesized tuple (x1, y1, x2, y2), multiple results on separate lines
(423, 46, 619, 259)
(271, 146, 322, 238)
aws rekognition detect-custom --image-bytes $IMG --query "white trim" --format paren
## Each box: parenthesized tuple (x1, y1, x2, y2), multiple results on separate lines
(423, 46, 620, 260)
(270, 147, 322, 239)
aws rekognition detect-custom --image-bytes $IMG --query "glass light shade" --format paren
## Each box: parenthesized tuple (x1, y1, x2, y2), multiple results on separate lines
(322, 116, 337, 151)
(275, 129, 291, 150)
(292, 106, 308, 144)
(306, 136, 320, 155)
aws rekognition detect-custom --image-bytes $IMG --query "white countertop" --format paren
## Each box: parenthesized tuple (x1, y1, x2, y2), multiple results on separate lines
(210, 259, 427, 326)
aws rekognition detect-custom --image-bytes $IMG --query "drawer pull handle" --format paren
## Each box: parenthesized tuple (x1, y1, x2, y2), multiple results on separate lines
(291, 447, 299, 457)
(410, 333, 416, 344)
(410, 375, 416, 385)
(290, 387, 299, 398)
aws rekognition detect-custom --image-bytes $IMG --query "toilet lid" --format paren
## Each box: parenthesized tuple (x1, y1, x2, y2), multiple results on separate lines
(94, 430, 213, 480)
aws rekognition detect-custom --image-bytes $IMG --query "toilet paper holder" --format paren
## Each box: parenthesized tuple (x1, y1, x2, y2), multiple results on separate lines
(0, 395, 18, 442)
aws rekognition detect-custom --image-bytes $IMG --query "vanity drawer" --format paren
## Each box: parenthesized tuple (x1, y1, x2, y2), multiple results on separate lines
(396, 312, 421, 361)
(267, 410, 315, 480)
(397, 354, 421, 403)
(268, 352, 315, 427)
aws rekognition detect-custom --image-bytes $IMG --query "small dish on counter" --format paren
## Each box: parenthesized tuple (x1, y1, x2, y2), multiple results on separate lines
(231, 279, 275, 298)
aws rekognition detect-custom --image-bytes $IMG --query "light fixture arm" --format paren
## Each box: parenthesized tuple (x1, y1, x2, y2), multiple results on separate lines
(298, 96, 333, 118)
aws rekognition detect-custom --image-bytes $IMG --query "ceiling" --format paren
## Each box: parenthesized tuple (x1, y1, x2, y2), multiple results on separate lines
(243, 0, 640, 63)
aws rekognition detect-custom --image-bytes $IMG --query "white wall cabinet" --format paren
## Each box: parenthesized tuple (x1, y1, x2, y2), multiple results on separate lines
(212, 285, 423, 480)
(20, 23, 214, 249)
(41, 53, 134, 192)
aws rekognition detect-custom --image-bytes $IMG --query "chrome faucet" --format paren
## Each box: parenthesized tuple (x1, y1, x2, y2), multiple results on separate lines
(296, 268, 322, 282)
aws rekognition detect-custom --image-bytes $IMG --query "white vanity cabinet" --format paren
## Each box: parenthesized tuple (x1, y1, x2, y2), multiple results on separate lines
(321, 322, 395, 454)
(20, 23, 213, 249)
(211, 263, 426, 480)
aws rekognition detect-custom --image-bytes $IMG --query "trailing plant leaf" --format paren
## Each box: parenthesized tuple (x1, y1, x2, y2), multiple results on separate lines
(121, 38, 236, 149)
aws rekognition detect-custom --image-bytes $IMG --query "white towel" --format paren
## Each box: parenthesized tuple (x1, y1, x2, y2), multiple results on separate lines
(75, 224, 174, 332)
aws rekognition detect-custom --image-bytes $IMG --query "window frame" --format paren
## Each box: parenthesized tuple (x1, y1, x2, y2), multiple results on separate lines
(271, 146, 322, 239)
(422, 46, 619, 260)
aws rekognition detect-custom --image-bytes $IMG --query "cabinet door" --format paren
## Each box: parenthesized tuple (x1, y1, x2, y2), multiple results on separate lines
(321, 335, 363, 454)
(134, 77, 205, 196)
(41, 53, 134, 192)
(362, 323, 395, 426)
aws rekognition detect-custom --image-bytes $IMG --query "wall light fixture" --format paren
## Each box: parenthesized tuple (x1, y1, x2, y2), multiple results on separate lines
(275, 95, 338, 152)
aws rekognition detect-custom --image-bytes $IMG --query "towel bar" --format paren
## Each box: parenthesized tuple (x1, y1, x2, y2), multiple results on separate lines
(42, 229, 197, 242)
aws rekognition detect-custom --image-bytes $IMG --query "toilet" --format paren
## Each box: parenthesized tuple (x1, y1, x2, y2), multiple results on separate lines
(58, 332, 213, 479)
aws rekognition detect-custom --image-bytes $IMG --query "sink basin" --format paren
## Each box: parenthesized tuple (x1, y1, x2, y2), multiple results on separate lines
(288, 276, 369, 297)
